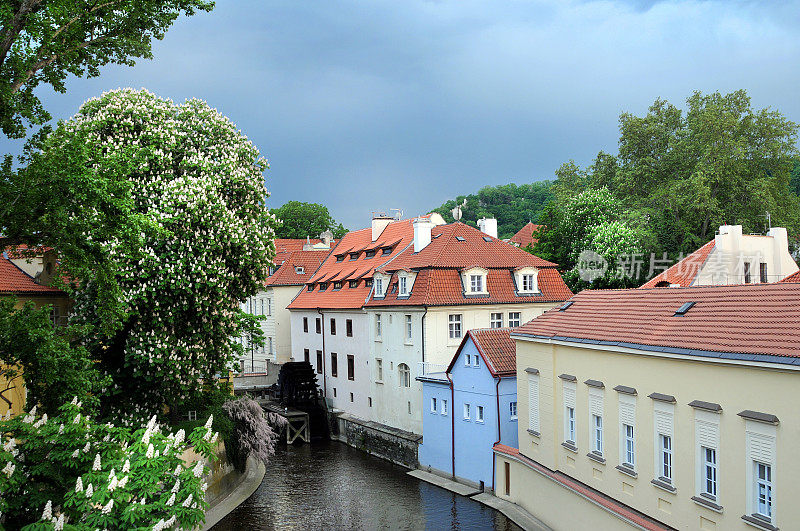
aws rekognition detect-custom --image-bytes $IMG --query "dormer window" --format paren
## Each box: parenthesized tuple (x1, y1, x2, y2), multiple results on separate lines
(336, 255, 345, 262)
(365, 279, 373, 288)
(295, 266, 305, 274)
(349, 252, 359, 260)
(349, 280, 358, 288)
(399, 276, 408, 296)
(374, 277, 384, 297)
(516, 267, 540, 294)
(365, 250, 376, 259)
(333, 281, 343, 290)
(307, 285, 314, 292)
(319, 282, 328, 291)
(470, 274, 483, 293)
(521, 274, 535, 291)
(462, 267, 489, 295)
(382, 247, 392, 255)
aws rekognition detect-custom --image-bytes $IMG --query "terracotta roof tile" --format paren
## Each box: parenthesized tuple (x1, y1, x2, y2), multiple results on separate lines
(0, 257, 64, 294)
(640, 240, 715, 288)
(509, 222, 542, 248)
(780, 270, 800, 283)
(264, 250, 327, 287)
(515, 283, 800, 359)
(449, 328, 516, 375)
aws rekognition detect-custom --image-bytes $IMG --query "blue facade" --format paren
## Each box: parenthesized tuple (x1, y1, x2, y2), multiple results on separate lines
(418, 336, 518, 489)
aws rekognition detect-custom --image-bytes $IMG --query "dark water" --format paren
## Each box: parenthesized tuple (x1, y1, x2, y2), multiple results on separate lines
(213, 440, 522, 530)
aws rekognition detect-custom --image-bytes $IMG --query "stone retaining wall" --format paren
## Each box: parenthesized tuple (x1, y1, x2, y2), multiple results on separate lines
(331, 411, 422, 469)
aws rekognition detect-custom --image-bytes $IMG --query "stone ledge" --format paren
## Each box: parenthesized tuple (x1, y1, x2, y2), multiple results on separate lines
(201, 456, 265, 531)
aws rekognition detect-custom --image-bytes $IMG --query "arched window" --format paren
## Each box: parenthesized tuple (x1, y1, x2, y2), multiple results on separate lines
(398, 363, 411, 388)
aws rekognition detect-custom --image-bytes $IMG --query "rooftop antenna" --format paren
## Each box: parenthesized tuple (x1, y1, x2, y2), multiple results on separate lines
(390, 208, 403, 220)
(764, 211, 772, 231)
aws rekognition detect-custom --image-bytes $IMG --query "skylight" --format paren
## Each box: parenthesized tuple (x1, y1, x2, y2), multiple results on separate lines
(559, 301, 574, 311)
(674, 301, 696, 316)
(482, 236, 492, 242)
(455, 236, 466, 242)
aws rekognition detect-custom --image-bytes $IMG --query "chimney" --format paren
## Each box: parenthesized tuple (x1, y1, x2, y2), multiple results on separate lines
(478, 217, 498, 239)
(414, 217, 433, 253)
(372, 213, 393, 241)
(320, 230, 333, 248)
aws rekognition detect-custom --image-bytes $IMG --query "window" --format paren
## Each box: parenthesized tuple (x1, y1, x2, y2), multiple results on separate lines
(510, 401, 518, 420)
(760, 263, 768, 283)
(702, 447, 717, 499)
(463, 403, 471, 420)
(624, 425, 635, 467)
(319, 282, 328, 291)
(330, 318, 336, 335)
(350, 392, 354, 402)
(375, 314, 382, 338)
(398, 363, 410, 387)
(490, 312, 503, 328)
(347, 355, 354, 380)
(268, 337, 273, 355)
(448, 314, 462, 339)
(260, 299, 264, 315)
(349, 280, 358, 288)
(365, 279, 373, 288)
(528, 372, 540, 434)
(346, 319, 353, 337)
(477, 405, 485, 423)
(399, 276, 408, 295)
(405, 314, 412, 341)
(744, 261, 752, 283)
(295, 266, 304, 274)
(333, 281, 342, 290)
(408, 401, 412, 414)
(315, 318, 321, 334)
(470, 274, 483, 292)
(307, 284, 314, 292)
(566, 407, 576, 443)
(375, 277, 384, 296)
(336, 255, 345, 262)
(522, 273, 537, 292)
(660, 434, 673, 482)
(431, 397, 438, 413)
(755, 462, 772, 520)
(316, 350, 323, 374)
(376, 359, 383, 382)
(508, 312, 521, 327)
(368, 397, 373, 407)
(365, 250, 376, 259)
(592, 415, 603, 455)
(268, 298, 272, 316)
(303, 348, 309, 363)
(333, 388, 337, 397)
(349, 252, 359, 260)
(441, 399, 448, 416)
(382, 247, 392, 255)
(474, 356, 480, 368)
(464, 354, 471, 366)
(330, 353, 338, 377)
(564, 381, 576, 445)
(303, 317, 309, 333)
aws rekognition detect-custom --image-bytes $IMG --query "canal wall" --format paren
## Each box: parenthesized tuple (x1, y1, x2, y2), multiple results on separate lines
(329, 410, 422, 469)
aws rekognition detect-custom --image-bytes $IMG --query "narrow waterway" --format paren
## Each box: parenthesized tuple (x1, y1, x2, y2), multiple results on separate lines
(213, 440, 522, 530)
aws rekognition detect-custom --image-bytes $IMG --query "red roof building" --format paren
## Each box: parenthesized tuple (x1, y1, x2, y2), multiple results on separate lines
(508, 222, 542, 248)
(447, 328, 517, 376)
(0, 256, 64, 296)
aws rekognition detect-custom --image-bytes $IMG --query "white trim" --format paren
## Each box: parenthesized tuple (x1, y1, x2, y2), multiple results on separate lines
(511, 334, 800, 372)
(528, 372, 540, 434)
(745, 420, 777, 523)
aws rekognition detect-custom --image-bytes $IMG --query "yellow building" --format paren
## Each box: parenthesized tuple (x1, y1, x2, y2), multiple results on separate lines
(496, 282, 800, 531)
(0, 255, 71, 416)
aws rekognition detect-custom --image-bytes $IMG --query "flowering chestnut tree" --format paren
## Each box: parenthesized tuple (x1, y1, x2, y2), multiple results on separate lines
(0, 399, 217, 529)
(17, 88, 277, 418)
(222, 396, 286, 471)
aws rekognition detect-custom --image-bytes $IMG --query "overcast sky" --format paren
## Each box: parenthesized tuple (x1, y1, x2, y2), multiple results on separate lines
(2, 0, 799, 229)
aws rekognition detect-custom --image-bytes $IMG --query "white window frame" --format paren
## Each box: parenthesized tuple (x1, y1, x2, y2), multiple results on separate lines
(509, 401, 518, 420)
(528, 372, 540, 434)
(588, 387, 604, 456)
(470, 274, 483, 293)
(755, 462, 773, 521)
(618, 394, 636, 470)
(516, 267, 539, 293)
(653, 401, 675, 484)
(508, 312, 521, 328)
(375, 314, 382, 339)
(375, 358, 383, 382)
(463, 403, 471, 421)
(476, 405, 485, 423)
(701, 446, 717, 500)
(431, 397, 437, 413)
(660, 434, 673, 483)
(448, 314, 462, 339)
(441, 399, 448, 416)
(490, 312, 503, 328)
(563, 380, 577, 445)
(405, 314, 412, 342)
(745, 419, 777, 523)
(399, 275, 408, 296)
(375, 277, 384, 297)
(695, 409, 721, 502)
(592, 414, 603, 455)
(623, 424, 635, 468)
(398, 363, 410, 388)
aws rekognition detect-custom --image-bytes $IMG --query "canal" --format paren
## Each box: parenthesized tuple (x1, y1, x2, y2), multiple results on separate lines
(213, 440, 523, 530)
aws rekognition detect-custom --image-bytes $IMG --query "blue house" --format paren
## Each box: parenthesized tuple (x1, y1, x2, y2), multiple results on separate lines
(418, 328, 518, 491)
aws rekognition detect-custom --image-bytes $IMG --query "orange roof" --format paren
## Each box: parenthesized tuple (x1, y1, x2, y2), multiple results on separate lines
(275, 238, 323, 253)
(265, 250, 327, 287)
(288, 220, 415, 310)
(640, 240, 715, 288)
(514, 283, 800, 361)
(780, 270, 800, 283)
(0, 257, 64, 295)
(449, 328, 516, 376)
(509, 222, 542, 248)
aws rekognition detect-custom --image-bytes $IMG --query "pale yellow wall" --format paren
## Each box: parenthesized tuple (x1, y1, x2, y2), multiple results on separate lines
(267, 285, 303, 364)
(514, 338, 799, 530)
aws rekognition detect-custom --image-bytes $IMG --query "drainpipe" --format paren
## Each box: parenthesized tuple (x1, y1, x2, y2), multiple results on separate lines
(446, 372, 455, 478)
(317, 308, 327, 397)
(492, 374, 502, 493)
(421, 306, 428, 364)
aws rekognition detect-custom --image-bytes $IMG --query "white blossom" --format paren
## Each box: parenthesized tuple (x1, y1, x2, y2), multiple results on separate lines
(92, 454, 101, 471)
(2, 462, 15, 477)
(182, 494, 193, 507)
(101, 499, 113, 514)
(75, 477, 84, 492)
(166, 493, 175, 506)
(41, 500, 52, 520)
(85, 483, 94, 498)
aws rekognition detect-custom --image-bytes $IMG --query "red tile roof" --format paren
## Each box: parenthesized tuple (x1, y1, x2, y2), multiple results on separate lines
(449, 328, 516, 376)
(780, 270, 800, 283)
(0, 257, 64, 295)
(265, 250, 328, 287)
(287, 220, 415, 310)
(640, 240, 715, 288)
(509, 222, 542, 248)
(514, 283, 800, 360)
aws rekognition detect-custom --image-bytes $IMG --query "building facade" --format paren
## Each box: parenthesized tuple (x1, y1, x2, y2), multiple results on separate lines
(419, 328, 518, 490)
(496, 283, 800, 531)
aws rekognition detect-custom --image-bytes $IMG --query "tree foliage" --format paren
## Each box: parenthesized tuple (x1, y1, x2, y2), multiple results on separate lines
(221, 396, 285, 472)
(0, 298, 101, 416)
(271, 201, 348, 239)
(432, 182, 554, 238)
(0, 0, 214, 139)
(3, 89, 276, 420)
(0, 400, 216, 529)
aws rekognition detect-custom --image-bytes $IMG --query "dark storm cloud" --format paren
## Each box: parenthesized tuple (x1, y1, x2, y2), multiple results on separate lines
(2, 1, 799, 228)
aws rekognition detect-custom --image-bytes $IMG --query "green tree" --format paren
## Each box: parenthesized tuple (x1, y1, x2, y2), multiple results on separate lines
(5, 89, 276, 421)
(0, 0, 213, 139)
(0, 298, 101, 415)
(272, 201, 348, 239)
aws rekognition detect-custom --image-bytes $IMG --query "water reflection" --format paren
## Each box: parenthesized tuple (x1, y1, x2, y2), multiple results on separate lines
(213, 440, 521, 530)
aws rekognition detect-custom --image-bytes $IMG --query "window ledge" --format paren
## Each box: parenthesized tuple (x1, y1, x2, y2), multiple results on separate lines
(650, 478, 676, 494)
(375, 380, 384, 385)
(587, 452, 606, 464)
(404, 341, 414, 346)
(741, 515, 778, 531)
(692, 496, 723, 513)
(561, 441, 578, 453)
(527, 429, 540, 437)
(615, 465, 637, 478)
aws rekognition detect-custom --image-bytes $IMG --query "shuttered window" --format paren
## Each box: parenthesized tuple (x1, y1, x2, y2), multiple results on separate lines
(528, 373, 540, 434)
